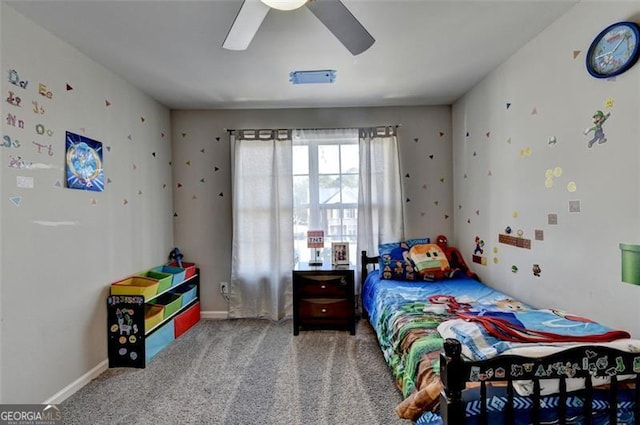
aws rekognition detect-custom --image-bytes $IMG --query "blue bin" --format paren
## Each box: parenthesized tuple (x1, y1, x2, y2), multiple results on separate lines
(152, 266, 186, 287)
(145, 321, 175, 364)
(170, 283, 197, 307)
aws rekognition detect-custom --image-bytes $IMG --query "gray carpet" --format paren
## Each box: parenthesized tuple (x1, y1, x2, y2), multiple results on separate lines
(61, 319, 414, 425)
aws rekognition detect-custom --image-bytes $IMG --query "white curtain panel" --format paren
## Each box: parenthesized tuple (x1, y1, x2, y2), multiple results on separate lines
(357, 128, 405, 285)
(230, 132, 294, 321)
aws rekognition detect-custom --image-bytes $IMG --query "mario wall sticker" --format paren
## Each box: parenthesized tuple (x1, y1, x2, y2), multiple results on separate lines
(584, 110, 610, 148)
(472, 236, 487, 266)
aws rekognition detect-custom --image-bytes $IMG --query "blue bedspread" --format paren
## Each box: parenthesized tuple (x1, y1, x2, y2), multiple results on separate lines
(362, 270, 635, 423)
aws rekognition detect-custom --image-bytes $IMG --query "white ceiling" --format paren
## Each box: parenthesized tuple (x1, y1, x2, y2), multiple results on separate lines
(6, 0, 578, 110)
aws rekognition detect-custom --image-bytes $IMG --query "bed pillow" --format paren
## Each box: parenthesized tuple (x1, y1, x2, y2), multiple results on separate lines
(408, 243, 451, 280)
(378, 237, 429, 280)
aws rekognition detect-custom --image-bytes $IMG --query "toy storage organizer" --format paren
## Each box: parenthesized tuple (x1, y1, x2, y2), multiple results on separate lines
(107, 266, 200, 368)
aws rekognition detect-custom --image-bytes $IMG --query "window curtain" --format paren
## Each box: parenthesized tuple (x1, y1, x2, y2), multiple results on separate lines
(357, 126, 404, 291)
(230, 130, 294, 321)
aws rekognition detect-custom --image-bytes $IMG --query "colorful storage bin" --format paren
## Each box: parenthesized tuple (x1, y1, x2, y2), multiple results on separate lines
(136, 270, 173, 295)
(150, 293, 182, 320)
(144, 304, 164, 331)
(167, 262, 197, 279)
(145, 320, 175, 363)
(170, 283, 197, 308)
(174, 302, 200, 338)
(152, 265, 186, 287)
(110, 276, 159, 301)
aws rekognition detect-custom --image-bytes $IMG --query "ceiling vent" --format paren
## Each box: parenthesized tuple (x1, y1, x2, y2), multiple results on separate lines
(289, 70, 337, 85)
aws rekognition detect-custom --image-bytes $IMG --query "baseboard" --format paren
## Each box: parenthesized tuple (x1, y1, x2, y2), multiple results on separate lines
(43, 359, 109, 404)
(200, 310, 228, 320)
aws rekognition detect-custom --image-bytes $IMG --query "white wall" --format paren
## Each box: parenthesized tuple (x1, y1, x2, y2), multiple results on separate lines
(171, 106, 453, 314)
(452, 2, 640, 336)
(1, 5, 173, 403)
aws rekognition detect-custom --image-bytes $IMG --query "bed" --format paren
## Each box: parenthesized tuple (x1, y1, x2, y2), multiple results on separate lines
(361, 248, 640, 425)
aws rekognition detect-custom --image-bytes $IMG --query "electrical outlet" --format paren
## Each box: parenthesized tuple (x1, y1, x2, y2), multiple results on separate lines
(220, 282, 229, 295)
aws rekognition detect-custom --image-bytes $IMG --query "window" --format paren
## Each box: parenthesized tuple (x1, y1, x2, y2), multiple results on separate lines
(292, 129, 359, 265)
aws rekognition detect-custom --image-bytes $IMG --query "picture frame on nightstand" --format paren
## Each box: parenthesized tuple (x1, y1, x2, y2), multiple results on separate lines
(331, 242, 349, 265)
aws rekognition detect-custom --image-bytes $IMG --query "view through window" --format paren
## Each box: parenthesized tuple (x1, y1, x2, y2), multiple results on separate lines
(293, 130, 359, 266)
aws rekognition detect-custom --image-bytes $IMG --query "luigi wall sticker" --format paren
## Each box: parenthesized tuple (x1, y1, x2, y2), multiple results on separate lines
(584, 110, 610, 148)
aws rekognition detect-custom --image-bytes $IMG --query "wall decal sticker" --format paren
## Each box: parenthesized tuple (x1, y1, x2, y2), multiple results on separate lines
(32, 101, 45, 115)
(107, 178, 112, 184)
(8, 155, 31, 169)
(174, 212, 178, 217)
(434, 200, 439, 206)
(567, 181, 577, 192)
(6, 112, 25, 129)
(406, 197, 411, 203)
(444, 214, 449, 219)
(3, 135, 21, 148)
(569, 200, 581, 213)
(66, 83, 73, 91)
(200, 178, 205, 183)
(439, 131, 445, 137)
(186, 160, 191, 166)
(16, 176, 33, 189)
(604, 97, 615, 109)
(9, 196, 22, 206)
(507, 137, 511, 144)
(573, 50, 581, 59)
(105, 100, 111, 107)
(499, 233, 531, 249)
(140, 116, 145, 123)
(152, 152, 156, 157)
(65, 131, 104, 192)
(32, 141, 53, 156)
(214, 166, 219, 171)
(6, 91, 22, 107)
(513, 211, 519, 219)
(200, 148, 205, 153)
(216, 136, 220, 141)
(533, 264, 542, 277)
(91, 198, 97, 206)
(519, 147, 532, 158)
(531, 107, 538, 115)
(466, 131, 470, 137)
(511, 265, 518, 273)
(422, 184, 427, 189)
(181, 133, 187, 138)
(405, 173, 410, 178)
(548, 136, 557, 146)
(38, 83, 53, 99)
(219, 192, 224, 197)
(486, 131, 491, 138)
(127, 135, 132, 140)
(413, 137, 419, 143)
(535, 230, 544, 241)
(8, 69, 28, 89)
(548, 213, 558, 225)
(506, 102, 511, 109)
(123, 199, 128, 205)
(35, 123, 54, 137)
(584, 110, 610, 148)
(429, 154, 434, 159)
(176, 183, 182, 188)
(54, 180, 62, 188)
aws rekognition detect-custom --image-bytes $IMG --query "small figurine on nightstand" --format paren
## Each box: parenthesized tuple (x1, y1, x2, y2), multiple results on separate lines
(168, 247, 184, 268)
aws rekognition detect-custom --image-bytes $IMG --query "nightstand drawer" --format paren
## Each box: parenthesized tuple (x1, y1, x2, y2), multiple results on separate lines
(299, 298, 351, 320)
(296, 274, 350, 297)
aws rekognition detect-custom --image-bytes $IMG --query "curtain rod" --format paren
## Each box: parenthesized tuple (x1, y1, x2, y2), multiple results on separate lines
(225, 125, 401, 133)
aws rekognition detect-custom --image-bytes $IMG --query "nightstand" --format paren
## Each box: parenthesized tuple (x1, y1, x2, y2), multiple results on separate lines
(292, 264, 355, 336)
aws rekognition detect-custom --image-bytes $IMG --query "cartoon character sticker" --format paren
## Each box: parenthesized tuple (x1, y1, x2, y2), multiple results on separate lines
(584, 110, 610, 148)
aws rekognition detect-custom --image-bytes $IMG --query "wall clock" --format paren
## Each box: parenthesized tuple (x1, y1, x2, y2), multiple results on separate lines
(586, 21, 640, 78)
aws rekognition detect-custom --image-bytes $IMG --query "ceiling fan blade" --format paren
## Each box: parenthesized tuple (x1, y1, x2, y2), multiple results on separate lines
(306, 0, 375, 55)
(222, 0, 270, 51)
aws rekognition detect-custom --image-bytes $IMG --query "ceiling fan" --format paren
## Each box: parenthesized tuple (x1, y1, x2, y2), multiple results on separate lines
(222, 0, 375, 56)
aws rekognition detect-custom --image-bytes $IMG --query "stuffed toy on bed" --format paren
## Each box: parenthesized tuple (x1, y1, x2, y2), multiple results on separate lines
(408, 243, 451, 280)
